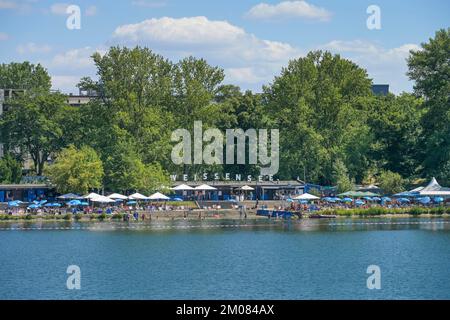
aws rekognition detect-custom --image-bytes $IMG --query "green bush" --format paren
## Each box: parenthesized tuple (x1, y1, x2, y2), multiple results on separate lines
(63, 213, 73, 220)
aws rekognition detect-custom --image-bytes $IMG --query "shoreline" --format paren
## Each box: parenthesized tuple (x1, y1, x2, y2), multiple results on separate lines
(1, 209, 449, 222)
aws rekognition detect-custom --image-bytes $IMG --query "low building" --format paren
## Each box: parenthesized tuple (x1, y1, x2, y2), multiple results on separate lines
(171, 180, 306, 200)
(0, 184, 54, 202)
(372, 84, 389, 96)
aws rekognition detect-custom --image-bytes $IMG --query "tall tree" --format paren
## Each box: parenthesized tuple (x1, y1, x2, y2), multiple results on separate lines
(407, 28, 450, 184)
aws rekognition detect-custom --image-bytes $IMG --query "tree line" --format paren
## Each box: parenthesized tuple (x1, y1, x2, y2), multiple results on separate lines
(0, 28, 448, 195)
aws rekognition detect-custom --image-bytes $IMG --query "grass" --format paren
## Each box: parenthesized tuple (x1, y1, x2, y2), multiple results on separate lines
(318, 206, 450, 217)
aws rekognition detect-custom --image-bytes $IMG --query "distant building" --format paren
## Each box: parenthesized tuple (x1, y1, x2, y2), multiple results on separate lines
(66, 89, 98, 107)
(372, 84, 389, 96)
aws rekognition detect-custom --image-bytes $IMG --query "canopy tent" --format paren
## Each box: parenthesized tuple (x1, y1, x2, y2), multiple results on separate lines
(239, 185, 254, 191)
(107, 193, 129, 200)
(129, 193, 150, 200)
(194, 184, 217, 191)
(148, 192, 170, 200)
(57, 193, 82, 200)
(171, 184, 194, 191)
(337, 191, 370, 197)
(415, 177, 450, 197)
(293, 193, 319, 200)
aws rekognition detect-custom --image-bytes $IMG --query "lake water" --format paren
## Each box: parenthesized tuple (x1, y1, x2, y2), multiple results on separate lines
(0, 218, 449, 300)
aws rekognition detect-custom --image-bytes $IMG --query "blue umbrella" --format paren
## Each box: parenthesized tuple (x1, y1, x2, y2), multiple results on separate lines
(80, 202, 89, 206)
(372, 197, 382, 201)
(299, 200, 308, 204)
(39, 200, 48, 205)
(126, 201, 137, 205)
(363, 197, 372, 201)
(433, 197, 444, 203)
(45, 203, 62, 207)
(68, 200, 82, 206)
(355, 200, 365, 206)
(418, 197, 431, 204)
(381, 197, 392, 202)
(227, 199, 237, 202)
(172, 197, 183, 202)
(342, 197, 353, 202)
(286, 198, 294, 202)
(8, 201, 19, 207)
(332, 197, 342, 202)
(28, 204, 41, 209)
(397, 198, 410, 203)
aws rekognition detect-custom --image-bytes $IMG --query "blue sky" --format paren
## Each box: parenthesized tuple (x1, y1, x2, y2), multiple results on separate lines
(0, 0, 448, 94)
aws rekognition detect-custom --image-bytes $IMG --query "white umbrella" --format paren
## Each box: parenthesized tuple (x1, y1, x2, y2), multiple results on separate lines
(129, 193, 150, 200)
(293, 193, 320, 200)
(148, 192, 170, 200)
(194, 184, 217, 191)
(239, 185, 254, 191)
(171, 184, 194, 191)
(91, 195, 116, 203)
(107, 193, 129, 200)
(83, 192, 102, 199)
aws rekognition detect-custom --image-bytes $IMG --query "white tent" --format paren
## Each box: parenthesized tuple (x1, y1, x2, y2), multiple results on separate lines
(107, 193, 129, 200)
(91, 195, 116, 203)
(239, 185, 254, 191)
(83, 192, 102, 200)
(194, 184, 217, 191)
(293, 193, 320, 200)
(129, 193, 150, 200)
(148, 192, 170, 200)
(416, 177, 450, 197)
(171, 184, 194, 191)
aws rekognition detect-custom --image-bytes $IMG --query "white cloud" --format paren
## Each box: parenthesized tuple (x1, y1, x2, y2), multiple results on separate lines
(0, 0, 33, 12)
(49, 46, 105, 70)
(0, 32, 8, 40)
(17, 42, 52, 54)
(51, 75, 81, 93)
(131, 0, 167, 8)
(85, 5, 96, 16)
(111, 16, 303, 89)
(320, 40, 421, 93)
(246, 1, 332, 21)
(50, 2, 68, 15)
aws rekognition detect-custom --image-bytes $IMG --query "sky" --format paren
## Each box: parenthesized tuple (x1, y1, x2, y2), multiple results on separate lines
(0, 0, 448, 94)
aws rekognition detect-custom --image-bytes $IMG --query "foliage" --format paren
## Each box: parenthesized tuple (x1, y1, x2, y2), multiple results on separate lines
(0, 154, 22, 183)
(45, 145, 104, 194)
(378, 170, 405, 195)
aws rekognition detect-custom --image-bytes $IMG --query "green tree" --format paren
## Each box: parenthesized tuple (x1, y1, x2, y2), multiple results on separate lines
(332, 159, 354, 193)
(0, 62, 51, 91)
(46, 145, 104, 194)
(263, 51, 373, 183)
(0, 154, 22, 183)
(378, 170, 404, 195)
(0, 91, 72, 175)
(407, 28, 450, 184)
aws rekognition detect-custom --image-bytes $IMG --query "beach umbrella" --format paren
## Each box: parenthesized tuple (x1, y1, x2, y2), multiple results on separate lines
(286, 198, 294, 202)
(293, 193, 320, 200)
(194, 184, 217, 191)
(322, 197, 334, 202)
(397, 198, 410, 203)
(27, 204, 41, 209)
(239, 185, 254, 191)
(126, 201, 137, 205)
(45, 203, 61, 207)
(91, 195, 116, 203)
(68, 200, 82, 206)
(148, 192, 170, 200)
(107, 193, 129, 200)
(355, 200, 365, 206)
(57, 193, 82, 200)
(172, 197, 183, 201)
(381, 197, 392, 202)
(129, 193, 150, 200)
(363, 196, 373, 201)
(80, 202, 89, 206)
(299, 200, 309, 204)
(8, 201, 19, 207)
(39, 200, 48, 205)
(372, 197, 382, 201)
(342, 197, 353, 203)
(171, 184, 194, 191)
(418, 197, 431, 204)
(83, 192, 102, 200)
(433, 197, 444, 203)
